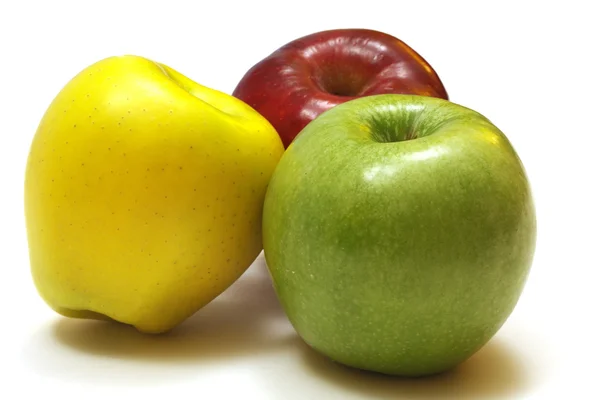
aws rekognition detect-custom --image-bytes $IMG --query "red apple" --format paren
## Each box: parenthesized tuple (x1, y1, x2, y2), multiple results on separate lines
(233, 28, 449, 148)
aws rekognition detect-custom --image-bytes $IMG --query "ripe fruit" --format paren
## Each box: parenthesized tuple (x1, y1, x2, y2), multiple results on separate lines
(263, 94, 536, 376)
(233, 29, 448, 147)
(25, 55, 284, 333)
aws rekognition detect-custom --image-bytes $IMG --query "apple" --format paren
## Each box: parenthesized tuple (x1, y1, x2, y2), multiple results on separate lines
(232, 28, 448, 148)
(24, 55, 284, 334)
(262, 94, 536, 376)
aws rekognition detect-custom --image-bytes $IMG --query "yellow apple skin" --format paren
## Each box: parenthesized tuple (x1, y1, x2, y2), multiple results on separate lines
(24, 55, 284, 333)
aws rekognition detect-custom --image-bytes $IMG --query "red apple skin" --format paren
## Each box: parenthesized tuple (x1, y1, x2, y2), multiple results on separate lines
(233, 29, 449, 148)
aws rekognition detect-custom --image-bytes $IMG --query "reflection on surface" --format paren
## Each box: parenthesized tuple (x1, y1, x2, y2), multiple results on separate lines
(24, 253, 295, 384)
(294, 336, 532, 399)
(24, 253, 536, 397)
(50, 256, 289, 362)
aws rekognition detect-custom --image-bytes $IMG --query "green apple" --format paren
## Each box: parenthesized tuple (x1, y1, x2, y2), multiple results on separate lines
(25, 55, 284, 333)
(263, 94, 536, 376)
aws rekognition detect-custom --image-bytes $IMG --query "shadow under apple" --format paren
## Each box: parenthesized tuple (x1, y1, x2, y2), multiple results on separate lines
(24, 253, 536, 397)
(293, 335, 533, 399)
(52, 258, 291, 361)
(23, 253, 297, 384)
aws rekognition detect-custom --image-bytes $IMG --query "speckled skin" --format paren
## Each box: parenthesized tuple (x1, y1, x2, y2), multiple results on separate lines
(263, 94, 536, 376)
(24, 56, 284, 333)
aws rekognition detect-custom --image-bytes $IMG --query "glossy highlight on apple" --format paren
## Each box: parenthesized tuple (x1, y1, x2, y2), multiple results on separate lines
(23, 28, 536, 378)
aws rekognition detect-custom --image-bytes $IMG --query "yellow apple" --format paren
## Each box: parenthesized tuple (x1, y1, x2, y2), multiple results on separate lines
(24, 55, 284, 333)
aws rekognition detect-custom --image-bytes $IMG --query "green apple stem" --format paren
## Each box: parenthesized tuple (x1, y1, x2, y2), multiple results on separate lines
(367, 100, 451, 143)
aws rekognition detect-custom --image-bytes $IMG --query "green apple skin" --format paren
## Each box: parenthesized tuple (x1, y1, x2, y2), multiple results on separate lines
(263, 94, 536, 377)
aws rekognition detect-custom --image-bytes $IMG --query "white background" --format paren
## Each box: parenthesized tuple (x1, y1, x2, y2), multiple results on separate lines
(1, 1, 599, 399)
